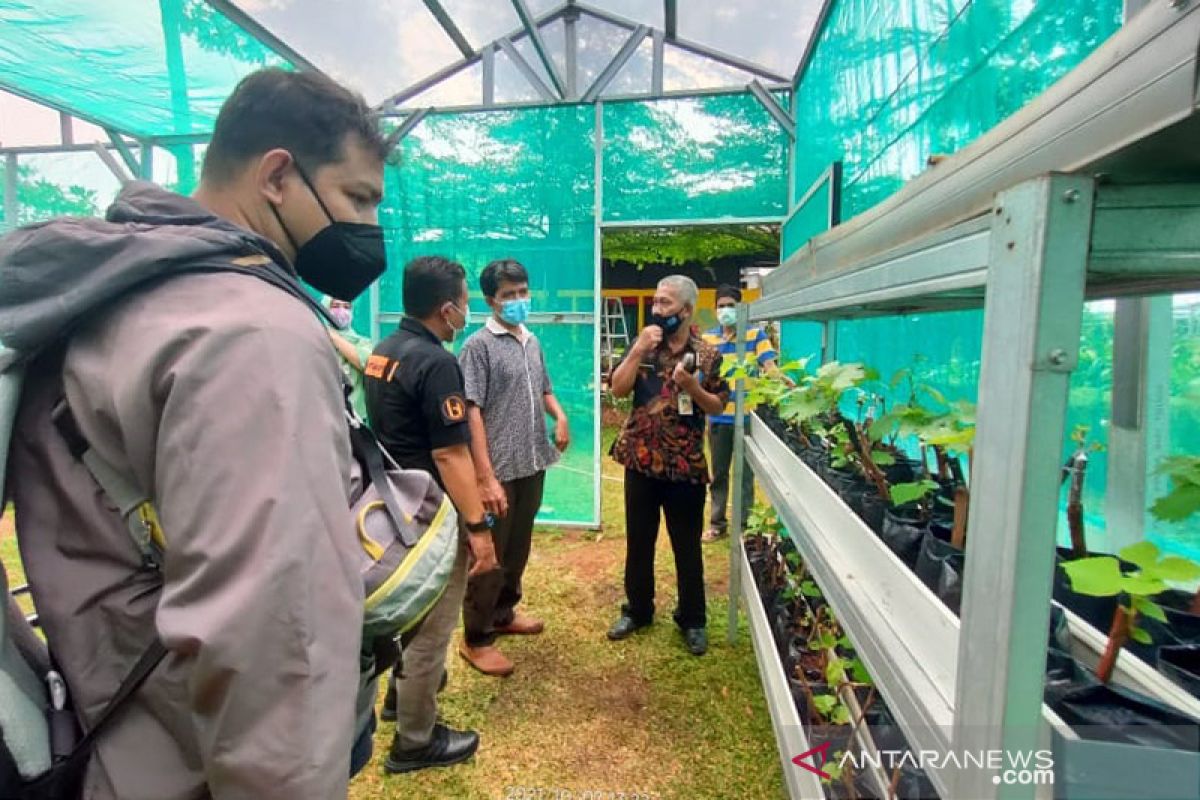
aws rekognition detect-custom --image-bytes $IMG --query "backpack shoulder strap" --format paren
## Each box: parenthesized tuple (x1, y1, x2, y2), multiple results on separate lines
(49, 398, 164, 570)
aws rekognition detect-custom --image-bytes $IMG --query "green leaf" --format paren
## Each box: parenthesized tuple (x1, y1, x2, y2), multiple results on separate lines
(890, 480, 938, 507)
(800, 580, 823, 598)
(812, 694, 838, 716)
(849, 658, 873, 684)
(1118, 541, 1160, 571)
(1129, 626, 1153, 646)
(1150, 484, 1200, 522)
(1118, 574, 1168, 597)
(890, 368, 910, 389)
(1153, 556, 1200, 583)
(825, 659, 846, 686)
(1061, 557, 1123, 597)
(1131, 596, 1169, 624)
(872, 451, 896, 466)
(831, 704, 851, 725)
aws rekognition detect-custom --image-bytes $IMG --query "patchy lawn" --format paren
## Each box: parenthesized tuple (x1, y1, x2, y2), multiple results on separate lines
(1, 426, 783, 799)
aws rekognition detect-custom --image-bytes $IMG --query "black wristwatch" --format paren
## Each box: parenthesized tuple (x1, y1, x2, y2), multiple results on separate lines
(465, 513, 495, 533)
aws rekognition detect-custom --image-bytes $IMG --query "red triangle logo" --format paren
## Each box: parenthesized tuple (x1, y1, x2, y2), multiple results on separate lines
(792, 741, 832, 779)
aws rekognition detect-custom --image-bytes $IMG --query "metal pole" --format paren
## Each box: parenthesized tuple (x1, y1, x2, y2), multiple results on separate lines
(728, 302, 750, 645)
(1106, 296, 1171, 550)
(496, 38, 558, 102)
(593, 100, 604, 528)
(482, 45, 496, 107)
(3, 153, 18, 229)
(59, 113, 73, 145)
(564, 8, 579, 99)
(820, 319, 837, 364)
(651, 30, 665, 96)
(511, 0, 569, 99)
(951, 174, 1094, 799)
(139, 143, 154, 180)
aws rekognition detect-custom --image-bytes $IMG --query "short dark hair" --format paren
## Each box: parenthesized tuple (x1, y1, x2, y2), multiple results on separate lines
(202, 69, 388, 184)
(404, 256, 467, 318)
(479, 259, 529, 298)
(716, 283, 743, 303)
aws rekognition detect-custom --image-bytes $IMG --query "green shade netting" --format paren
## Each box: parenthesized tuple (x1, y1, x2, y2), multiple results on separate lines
(602, 93, 788, 222)
(775, 2, 1200, 558)
(0, 0, 289, 139)
(377, 106, 598, 524)
(790, 0, 1123, 226)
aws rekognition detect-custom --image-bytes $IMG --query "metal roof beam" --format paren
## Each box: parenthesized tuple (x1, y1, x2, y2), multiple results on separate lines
(511, 0, 568, 99)
(422, 0, 475, 59)
(664, 0, 677, 40)
(747, 79, 795, 140)
(105, 129, 144, 176)
(496, 38, 559, 102)
(582, 26, 651, 103)
(386, 107, 433, 150)
(574, 2, 789, 84)
(385, 83, 782, 117)
(92, 142, 133, 185)
(376, 2, 569, 110)
(202, 0, 322, 73)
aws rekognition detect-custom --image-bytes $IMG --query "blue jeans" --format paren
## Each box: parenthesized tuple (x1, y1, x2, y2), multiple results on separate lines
(349, 711, 377, 777)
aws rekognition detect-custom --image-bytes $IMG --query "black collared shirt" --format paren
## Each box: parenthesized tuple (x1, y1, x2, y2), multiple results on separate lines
(364, 317, 471, 484)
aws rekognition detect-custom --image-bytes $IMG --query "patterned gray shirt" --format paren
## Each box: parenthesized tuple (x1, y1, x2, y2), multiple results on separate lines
(459, 317, 560, 482)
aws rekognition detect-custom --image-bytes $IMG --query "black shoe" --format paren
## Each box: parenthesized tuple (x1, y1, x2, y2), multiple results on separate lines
(383, 723, 480, 774)
(607, 615, 650, 641)
(380, 669, 448, 722)
(683, 628, 708, 656)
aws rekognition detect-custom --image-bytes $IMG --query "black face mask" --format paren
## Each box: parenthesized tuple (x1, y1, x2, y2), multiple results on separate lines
(648, 312, 684, 335)
(272, 162, 386, 302)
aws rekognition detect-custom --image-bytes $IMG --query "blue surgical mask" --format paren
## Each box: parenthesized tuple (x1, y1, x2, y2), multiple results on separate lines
(500, 297, 531, 325)
(717, 307, 737, 327)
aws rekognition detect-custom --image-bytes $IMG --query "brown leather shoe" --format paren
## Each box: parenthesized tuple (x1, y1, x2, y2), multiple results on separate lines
(495, 613, 545, 636)
(458, 643, 514, 677)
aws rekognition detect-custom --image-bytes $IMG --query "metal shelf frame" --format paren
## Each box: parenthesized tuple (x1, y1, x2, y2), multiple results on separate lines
(744, 409, 1200, 799)
(734, 540, 828, 800)
(729, 6, 1200, 798)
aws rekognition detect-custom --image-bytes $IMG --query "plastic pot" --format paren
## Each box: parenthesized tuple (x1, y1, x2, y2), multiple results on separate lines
(1157, 645, 1200, 698)
(879, 506, 928, 567)
(914, 523, 965, 614)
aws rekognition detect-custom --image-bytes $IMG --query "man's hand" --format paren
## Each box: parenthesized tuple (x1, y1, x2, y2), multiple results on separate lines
(634, 324, 663, 355)
(466, 531, 499, 578)
(673, 361, 699, 392)
(554, 417, 571, 452)
(478, 474, 509, 518)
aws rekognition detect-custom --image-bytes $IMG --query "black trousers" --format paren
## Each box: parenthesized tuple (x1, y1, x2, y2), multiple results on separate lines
(622, 468, 707, 630)
(708, 422, 754, 534)
(463, 470, 546, 646)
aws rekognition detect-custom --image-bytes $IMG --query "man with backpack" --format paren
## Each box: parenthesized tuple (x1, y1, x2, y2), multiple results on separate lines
(364, 255, 499, 773)
(1, 69, 388, 798)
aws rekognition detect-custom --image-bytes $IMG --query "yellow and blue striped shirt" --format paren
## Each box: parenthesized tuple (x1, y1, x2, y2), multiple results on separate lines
(702, 325, 776, 424)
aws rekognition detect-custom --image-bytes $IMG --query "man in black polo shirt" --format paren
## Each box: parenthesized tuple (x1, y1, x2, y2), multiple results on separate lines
(364, 255, 498, 773)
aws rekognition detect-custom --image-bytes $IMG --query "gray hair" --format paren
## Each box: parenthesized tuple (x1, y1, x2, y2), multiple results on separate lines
(658, 275, 699, 311)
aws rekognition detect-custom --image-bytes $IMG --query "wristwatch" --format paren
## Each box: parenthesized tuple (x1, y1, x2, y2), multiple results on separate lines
(465, 513, 495, 533)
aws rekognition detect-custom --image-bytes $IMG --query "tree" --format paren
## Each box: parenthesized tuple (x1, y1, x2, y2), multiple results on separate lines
(0, 162, 100, 227)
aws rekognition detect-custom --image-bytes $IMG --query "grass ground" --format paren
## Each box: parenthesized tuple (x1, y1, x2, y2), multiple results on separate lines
(1, 426, 783, 799)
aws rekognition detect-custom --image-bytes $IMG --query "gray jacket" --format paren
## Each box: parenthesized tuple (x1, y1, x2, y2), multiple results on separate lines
(0, 184, 362, 799)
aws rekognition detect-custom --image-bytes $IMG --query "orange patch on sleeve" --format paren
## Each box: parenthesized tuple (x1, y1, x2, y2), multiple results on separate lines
(365, 355, 390, 379)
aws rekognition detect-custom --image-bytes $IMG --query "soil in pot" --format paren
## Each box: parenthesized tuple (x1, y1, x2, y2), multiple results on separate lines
(1141, 589, 1200, 657)
(883, 455, 923, 486)
(857, 491, 886, 534)
(914, 522, 965, 614)
(879, 505, 928, 567)
(1157, 644, 1200, 698)
(1044, 648, 1200, 750)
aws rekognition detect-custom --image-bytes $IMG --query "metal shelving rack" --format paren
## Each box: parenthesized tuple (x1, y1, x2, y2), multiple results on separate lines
(728, 4, 1200, 799)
